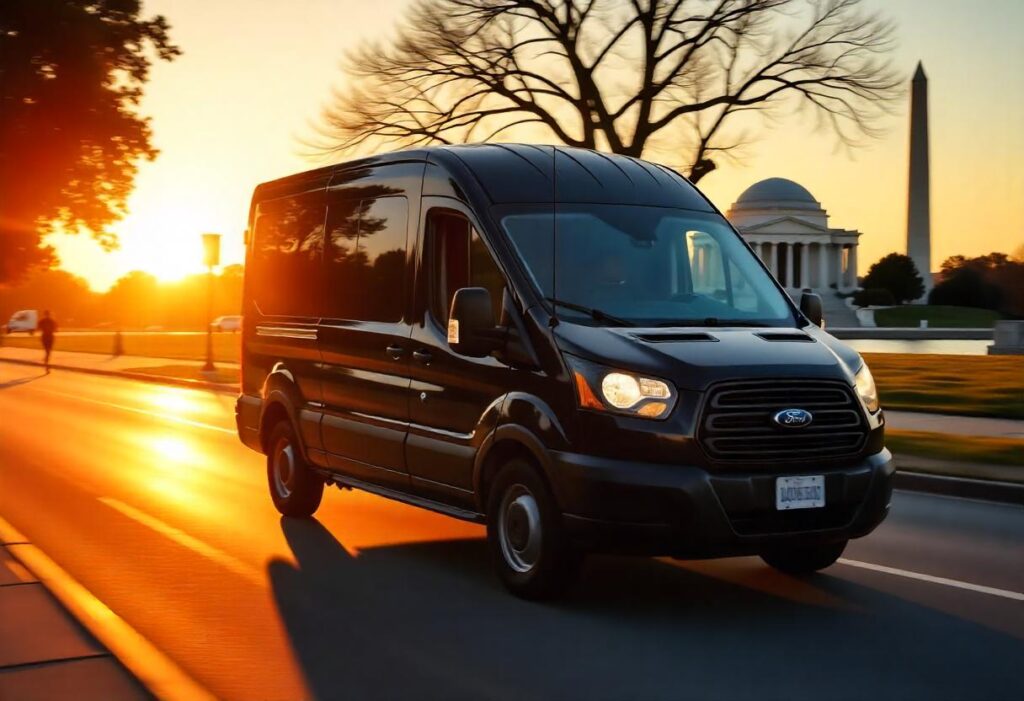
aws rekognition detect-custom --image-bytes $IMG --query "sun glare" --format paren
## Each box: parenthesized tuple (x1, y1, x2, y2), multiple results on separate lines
(114, 200, 225, 283)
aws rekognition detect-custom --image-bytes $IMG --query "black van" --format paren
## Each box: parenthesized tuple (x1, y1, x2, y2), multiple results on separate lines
(236, 145, 892, 598)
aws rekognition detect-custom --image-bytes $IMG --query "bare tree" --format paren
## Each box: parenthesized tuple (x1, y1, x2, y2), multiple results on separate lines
(319, 0, 901, 182)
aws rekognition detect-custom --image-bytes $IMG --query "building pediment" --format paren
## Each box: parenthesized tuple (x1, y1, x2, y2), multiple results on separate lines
(739, 216, 830, 235)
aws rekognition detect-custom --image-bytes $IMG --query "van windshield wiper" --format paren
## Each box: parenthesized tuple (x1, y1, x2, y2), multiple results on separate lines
(545, 297, 636, 327)
(653, 318, 771, 328)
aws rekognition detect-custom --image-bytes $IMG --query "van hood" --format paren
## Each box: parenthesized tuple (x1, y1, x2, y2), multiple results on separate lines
(553, 323, 862, 391)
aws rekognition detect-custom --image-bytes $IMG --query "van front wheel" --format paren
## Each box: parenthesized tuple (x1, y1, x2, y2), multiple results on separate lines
(487, 459, 581, 599)
(761, 540, 847, 575)
(266, 420, 324, 518)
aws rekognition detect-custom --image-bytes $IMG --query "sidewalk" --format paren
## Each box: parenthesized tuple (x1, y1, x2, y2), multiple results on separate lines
(886, 410, 1024, 439)
(0, 540, 149, 700)
(0, 346, 238, 392)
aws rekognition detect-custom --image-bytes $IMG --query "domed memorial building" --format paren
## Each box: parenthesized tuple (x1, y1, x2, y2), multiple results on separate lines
(726, 178, 861, 293)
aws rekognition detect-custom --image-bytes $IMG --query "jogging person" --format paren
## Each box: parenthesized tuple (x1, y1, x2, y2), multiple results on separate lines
(38, 310, 57, 373)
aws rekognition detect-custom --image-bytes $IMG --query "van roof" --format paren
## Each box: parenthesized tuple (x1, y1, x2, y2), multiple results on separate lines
(253, 144, 714, 210)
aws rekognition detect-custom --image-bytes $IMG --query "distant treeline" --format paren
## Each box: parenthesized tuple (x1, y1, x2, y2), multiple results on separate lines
(0, 265, 243, 330)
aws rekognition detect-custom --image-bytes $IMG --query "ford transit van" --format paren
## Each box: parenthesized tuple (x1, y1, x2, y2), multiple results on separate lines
(236, 145, 892, 598)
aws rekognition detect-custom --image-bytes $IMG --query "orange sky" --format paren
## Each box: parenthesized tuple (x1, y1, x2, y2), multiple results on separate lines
(46, 0, 1024, 291)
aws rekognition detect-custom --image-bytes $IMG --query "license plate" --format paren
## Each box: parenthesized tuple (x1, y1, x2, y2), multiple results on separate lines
(776, 475, 825, 510)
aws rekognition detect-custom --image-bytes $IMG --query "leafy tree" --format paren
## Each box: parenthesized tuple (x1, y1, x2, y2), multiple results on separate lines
(933, 252, 1023, 317)
(0, 1, 180, 285)
(320, 0, 901, 182)
(861, 253, 924, 304)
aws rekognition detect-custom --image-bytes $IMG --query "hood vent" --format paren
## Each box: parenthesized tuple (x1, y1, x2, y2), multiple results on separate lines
(634, 332, 718, 343)
(755, 332, 814, 343)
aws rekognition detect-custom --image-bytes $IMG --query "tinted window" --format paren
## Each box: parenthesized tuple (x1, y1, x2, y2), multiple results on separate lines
(322, 197, 362, 320)
(251, 193, 325, 317)
(323, 196, 408, 322)
(427, 210, 505, 324)
(356, 197, 408, 322)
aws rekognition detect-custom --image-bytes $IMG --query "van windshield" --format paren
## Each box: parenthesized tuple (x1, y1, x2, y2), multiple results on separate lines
(499, 204, 795, 328)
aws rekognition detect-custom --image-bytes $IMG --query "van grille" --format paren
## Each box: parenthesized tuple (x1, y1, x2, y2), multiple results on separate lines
(698, 379, 867, 462)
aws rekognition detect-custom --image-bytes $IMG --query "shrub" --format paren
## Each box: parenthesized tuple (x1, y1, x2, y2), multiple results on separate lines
(853, 287, 896, 307)
(861, 253, 925, 304)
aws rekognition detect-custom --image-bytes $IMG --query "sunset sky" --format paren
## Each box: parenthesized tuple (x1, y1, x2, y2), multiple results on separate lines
(46, 0, 1024, 291)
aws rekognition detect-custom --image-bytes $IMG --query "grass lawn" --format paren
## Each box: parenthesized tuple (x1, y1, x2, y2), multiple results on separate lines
(873, 305, 1000, 328)
(1, 332, 242, 363)
(864, 352, 1024, 419)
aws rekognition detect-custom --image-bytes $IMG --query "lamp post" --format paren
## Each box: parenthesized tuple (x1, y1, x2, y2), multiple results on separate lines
(201, 233, 221, 373)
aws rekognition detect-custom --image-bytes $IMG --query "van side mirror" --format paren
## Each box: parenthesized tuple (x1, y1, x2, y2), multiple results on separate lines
(448, 287, 503, 357)
(800, 292, 824, 328)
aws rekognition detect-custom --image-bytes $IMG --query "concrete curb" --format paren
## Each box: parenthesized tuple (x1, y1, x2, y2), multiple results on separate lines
(894, 471, 1024, 505)
(0, 357, 237, 395)
(0, 517, 216, 701)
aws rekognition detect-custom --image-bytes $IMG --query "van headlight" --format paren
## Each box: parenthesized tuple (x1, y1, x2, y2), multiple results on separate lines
(566, 356, 676, 420)
(854, 362, 880, 413)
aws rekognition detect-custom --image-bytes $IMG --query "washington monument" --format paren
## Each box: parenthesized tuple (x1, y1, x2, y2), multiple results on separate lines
(906, 61, 932, 299)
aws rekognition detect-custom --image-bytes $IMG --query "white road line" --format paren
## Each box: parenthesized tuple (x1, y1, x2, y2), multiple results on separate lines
(838, 558, 1024, 602)
(99, 497, 264, 586)
(33, 387, 235, 435)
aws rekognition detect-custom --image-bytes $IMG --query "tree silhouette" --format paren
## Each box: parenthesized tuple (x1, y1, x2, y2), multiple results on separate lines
(0, 0, 180, 285)
(862, 253, 924, 305)
(320, 0, 900, 182)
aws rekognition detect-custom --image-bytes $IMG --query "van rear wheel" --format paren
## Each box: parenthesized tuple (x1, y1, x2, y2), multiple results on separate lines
(487, 458, 581, 599)
(761, 540, 847, 575)
(266, 420, 324, 518)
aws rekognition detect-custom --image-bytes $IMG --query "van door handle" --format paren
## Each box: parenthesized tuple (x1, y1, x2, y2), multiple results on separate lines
(385, 345, 405, 360)
(412, 349, 433, 365)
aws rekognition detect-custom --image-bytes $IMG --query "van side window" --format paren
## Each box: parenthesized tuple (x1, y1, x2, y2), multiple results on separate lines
(251, 193, 325, 317)
(323, 196, 408, 322)
(426, 210, 504, 325)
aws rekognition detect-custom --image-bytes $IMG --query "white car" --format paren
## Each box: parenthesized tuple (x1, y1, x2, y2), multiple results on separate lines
(211, 315, 242, 332)
(5, 310, 38, 334)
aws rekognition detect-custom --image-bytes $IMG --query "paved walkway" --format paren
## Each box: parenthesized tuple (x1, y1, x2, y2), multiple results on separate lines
(0, 345, 239, 374)
(885, 410, 1024, 439)
(0, 540, 149, 700)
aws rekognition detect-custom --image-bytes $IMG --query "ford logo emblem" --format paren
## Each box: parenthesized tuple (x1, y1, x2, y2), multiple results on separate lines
(773, 408, 813, 428)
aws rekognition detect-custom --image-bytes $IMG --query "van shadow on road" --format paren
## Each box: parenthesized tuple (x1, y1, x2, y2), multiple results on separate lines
(268, 517, 1022, 701)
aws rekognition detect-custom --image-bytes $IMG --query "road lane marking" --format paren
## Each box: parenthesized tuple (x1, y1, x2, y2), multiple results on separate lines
(838, 558, 1024, 602)
(99, 498, 263, 586)
(33, 387, 236, 435)
(0, 515, 217, 701)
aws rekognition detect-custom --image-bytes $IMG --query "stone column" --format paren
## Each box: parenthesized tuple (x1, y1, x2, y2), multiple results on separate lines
(848, 244, 859, 289)
(765, 242, 776, 276)
(818, 243, 829, 289)
(784, 243, 794, 288)
(800, 243, 810, 289)
(836, 245, 847, 291)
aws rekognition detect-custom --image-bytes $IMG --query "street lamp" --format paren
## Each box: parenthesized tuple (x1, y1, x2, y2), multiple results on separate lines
(201, 232, 221, 373)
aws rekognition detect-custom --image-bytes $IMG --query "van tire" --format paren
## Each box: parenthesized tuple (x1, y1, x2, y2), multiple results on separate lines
(486, 458, 582, 600)
(761, 540, 847, 575)
(266, 420, 323, 518)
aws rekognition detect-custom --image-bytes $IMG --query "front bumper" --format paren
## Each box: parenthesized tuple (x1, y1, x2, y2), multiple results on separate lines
(547, 449, 894, 557)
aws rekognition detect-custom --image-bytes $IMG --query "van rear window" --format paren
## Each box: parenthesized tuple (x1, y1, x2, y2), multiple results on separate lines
(250, 193, 325, 317)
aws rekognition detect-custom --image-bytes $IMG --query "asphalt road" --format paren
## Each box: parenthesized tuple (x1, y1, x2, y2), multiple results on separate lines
(0, 364, 1021, 701)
